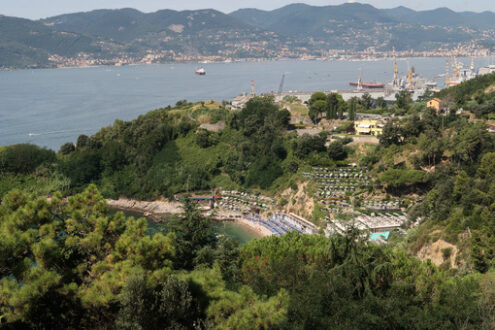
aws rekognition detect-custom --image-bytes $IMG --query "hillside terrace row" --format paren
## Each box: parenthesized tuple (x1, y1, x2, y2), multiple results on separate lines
(304, 172, 370, 180)
(316, 178, 372, 185)
(361, 200, 401, 211)
(219, 197, 269, 210)
(220, 190, 274, 204)
(311, 167, 368, 173)
(320, 198, 351, 206)
(316, 189, 354, 198)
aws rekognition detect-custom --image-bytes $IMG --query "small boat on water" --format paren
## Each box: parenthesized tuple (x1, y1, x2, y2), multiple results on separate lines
(195, 67, 206, 75)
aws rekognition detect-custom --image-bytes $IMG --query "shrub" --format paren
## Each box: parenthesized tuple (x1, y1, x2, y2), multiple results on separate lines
(328, 141, 347, 161)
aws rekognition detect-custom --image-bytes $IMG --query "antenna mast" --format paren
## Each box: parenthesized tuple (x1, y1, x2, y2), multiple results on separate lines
(392, 46, 399, 89)
(278, 74, 285, 95)
(357, 68, 363, 91)
(250, 80, 256, 97)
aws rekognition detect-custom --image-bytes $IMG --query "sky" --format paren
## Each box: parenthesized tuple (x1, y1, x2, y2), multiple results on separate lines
(1, 0, 493, 20)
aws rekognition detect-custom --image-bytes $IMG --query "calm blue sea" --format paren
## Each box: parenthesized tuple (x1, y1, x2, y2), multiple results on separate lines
(0, 58, 491, 150)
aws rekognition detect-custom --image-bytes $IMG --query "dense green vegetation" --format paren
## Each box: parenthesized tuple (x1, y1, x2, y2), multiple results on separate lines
(357, 73, 495, 274)
(5, 73, 495, 327)
(0, 97, 329, 201)
(2, 187, 495, 328)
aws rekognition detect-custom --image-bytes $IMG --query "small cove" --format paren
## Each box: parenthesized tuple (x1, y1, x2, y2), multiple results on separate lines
(111, 209, 259, 245)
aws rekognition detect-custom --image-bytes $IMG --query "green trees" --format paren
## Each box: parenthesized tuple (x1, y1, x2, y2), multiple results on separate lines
(167, 199, 217, 270)
(2, 186, 495, 328)
(309, 100, 327, 123)
(380, 169, 429, 195)
(246, 158, 284, 189)
(348, 96, 358, 121)
(308, 91, 327, 105)
(327, 92, 347, 119)
(59, 142, 75, 155)
(116, 275, 202, 329)
(0, 144, 55, 174)
(76, 134, 89, 148)
(59, 149, 101, 188)
(453, 122, 492, 164)
(376, 96, 387, 109)
(236, 231, 491, 329)
(360, 92, 373, 110)
(293, 134, 327, 158)
(395, 90, 413, 110)
(0, 186, 288, 328)
(276, 109, 291, 128)
(186, 266, 289, 329)
(418, 130, 445, 167)
(379, 120, 404, 147)
(196, 128, 212, 148)
(308, 92, 347, 122)
(478, 152, 495, 179)
(327, 140, 347, 160)
(0, 185, 175, 327)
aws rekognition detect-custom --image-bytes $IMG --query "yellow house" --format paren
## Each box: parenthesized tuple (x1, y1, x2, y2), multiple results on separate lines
(427, 98, 442, 113)
(354, 120, 385, 136)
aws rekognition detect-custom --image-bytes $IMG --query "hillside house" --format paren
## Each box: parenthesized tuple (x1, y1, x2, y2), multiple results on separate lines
(354, 120, 385, 136)
(427, 98, 443, 114)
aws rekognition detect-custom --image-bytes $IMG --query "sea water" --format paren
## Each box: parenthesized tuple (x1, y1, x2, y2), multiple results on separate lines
(0, 58, 491, 150)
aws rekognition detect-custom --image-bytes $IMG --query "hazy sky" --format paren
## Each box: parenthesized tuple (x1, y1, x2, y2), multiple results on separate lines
(1, 0, 493, 19)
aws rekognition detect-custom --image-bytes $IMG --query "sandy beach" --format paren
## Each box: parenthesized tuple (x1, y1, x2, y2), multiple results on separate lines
(235, 217, 272, 237)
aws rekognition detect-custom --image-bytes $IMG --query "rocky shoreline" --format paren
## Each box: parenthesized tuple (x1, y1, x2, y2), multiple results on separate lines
(107, 198, 182, 222)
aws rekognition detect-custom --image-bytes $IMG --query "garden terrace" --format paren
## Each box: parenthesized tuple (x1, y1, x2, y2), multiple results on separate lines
(361, 199, 401, 211)
(216, 190, 274, 213)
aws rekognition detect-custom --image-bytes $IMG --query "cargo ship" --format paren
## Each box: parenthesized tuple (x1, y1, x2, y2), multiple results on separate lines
(349, 69, 384, 89)
(195, 67, 206, 75)
(349, 81, 385, 89)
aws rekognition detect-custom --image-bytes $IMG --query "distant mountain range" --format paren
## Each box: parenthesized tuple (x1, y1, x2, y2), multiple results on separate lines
(0, 15, 100, 68)
(230, 3, 495, 50)
(41, 8, 257, 43)
(1, 3, 495, 69)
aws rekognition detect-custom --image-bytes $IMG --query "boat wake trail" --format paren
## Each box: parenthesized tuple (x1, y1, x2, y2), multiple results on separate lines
(27, 129, 94, 137)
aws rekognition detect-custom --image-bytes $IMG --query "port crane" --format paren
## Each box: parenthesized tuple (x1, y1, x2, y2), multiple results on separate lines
(250, 80, 256, 97)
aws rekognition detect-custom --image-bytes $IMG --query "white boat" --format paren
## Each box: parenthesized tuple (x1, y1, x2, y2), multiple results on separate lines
(195, 67, 206, 75)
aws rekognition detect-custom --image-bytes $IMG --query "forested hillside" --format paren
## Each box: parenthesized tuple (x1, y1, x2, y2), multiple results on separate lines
(42, 8, 258, 43)
(4, 74, 495, 327)
(1, 187, 494, 328)
(0, 15, 100, 68)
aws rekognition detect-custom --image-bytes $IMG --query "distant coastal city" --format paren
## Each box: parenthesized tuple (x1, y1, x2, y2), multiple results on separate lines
(33, 47, 495, 69)
(3, 3, 495, 70)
